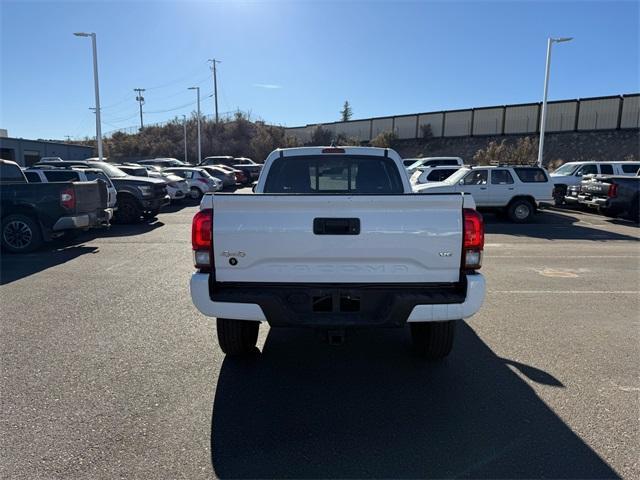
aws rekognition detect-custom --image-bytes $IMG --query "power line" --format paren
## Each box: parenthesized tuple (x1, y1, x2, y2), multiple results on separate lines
(144, 92, 213, 114)
(145, 71, 210, 91)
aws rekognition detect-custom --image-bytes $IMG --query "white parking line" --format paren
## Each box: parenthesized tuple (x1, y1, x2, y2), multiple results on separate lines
(490, 290, 639, 294)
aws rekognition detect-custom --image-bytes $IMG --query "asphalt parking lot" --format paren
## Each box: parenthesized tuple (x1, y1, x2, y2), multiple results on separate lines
(1, 200, 638, 479)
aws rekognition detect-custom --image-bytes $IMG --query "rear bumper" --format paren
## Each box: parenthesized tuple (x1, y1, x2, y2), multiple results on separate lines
(189, 273, 485, 325)
(578, 194, 607, 208)
(52, 208, 112, 231)
(142, 195, 171, 209)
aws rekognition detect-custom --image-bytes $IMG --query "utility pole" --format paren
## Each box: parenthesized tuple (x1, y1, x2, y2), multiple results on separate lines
(134, 88, 145, 130)
(182, 114, 188, 164)
(208, 59, 221, 122)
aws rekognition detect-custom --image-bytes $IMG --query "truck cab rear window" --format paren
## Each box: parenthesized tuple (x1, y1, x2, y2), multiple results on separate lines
(264, 156, 404, 194)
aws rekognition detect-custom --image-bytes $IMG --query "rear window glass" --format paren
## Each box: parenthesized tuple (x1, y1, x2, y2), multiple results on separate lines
(84, 171, 109, 182)
(599, 164, 613, 174)
(0, 163, 25, 182)
(24, 171, 42, 183)
(43, 170, 79, 181)
(427, 159, 459, 166)
(264, 156, 403, 194)
(426, 168, 457, 182)
(491, 169, 515, 184)
(621, 163, 640, 173)
(513, 167, 548, 183)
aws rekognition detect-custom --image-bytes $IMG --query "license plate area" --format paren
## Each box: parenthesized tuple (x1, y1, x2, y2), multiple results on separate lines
(312, 292, 361, 313)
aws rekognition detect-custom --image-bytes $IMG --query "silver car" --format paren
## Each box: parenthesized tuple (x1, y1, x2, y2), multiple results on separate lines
(163, 167, 222, 200)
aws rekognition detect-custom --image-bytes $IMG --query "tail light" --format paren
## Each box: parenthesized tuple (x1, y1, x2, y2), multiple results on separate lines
(197, 177, 209, 185)
(192, 209, 213, 270)
(60, 188, 75, 210)
(463, 208, 484, 270)
(607, 183, 618, 198)
(321, 148, 345, 154)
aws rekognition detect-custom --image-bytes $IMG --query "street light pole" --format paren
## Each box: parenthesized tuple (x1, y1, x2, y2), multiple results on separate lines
(537, 36, 573, 167)
(183, 114, 188, 164)
(189, 87, 201, 164)
(74, 32, 103, 161)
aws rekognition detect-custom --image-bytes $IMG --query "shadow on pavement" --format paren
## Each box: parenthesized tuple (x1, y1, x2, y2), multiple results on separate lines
(0, 245, 98, 285)
(483, 209, 638, 241)
(211, 323, 617, 479)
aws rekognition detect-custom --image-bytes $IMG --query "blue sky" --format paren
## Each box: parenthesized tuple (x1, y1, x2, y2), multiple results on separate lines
(1, 1, 638, 140)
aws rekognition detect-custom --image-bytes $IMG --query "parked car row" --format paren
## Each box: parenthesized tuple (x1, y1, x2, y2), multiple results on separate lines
(564, 167, 640, 221)
(550, 161, 640, 206)
(1, 154, 259, 253)
(405, 157, 639, 223)
(1, 159, 112, 253)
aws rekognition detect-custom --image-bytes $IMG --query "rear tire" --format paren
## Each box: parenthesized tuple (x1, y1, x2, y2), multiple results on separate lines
(553, 186, 566, 206)
(216, 318, 260, 356)
(629, 195, 639, 223)
(410, 321, 456, 360)
(114, 196, 141, 224)
(1, 214, 43, 253)
(143, 208, 160, 220)
(507, 198, 534, 223)
(190, 187, 203, 201)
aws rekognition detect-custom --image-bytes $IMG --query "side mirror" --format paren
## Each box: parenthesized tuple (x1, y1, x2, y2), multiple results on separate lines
(459, 179, 465, 185)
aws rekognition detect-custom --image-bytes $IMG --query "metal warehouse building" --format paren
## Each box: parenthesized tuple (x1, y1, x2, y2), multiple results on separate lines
(0, 136, 94, 167)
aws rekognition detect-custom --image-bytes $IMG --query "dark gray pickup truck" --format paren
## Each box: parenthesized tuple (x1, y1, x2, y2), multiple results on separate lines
(1, 159, 109, 253)
(578, 175, 640, 221)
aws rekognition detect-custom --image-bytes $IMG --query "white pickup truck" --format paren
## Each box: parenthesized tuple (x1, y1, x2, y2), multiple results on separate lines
(190, 146, 485, 359)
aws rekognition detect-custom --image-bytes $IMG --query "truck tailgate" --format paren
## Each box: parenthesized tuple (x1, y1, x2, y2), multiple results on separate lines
(73, 181, 108, 214)
(210, 194, 464, 284)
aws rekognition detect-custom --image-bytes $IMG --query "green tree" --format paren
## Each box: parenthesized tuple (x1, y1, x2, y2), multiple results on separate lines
(340, 101, 353, 122)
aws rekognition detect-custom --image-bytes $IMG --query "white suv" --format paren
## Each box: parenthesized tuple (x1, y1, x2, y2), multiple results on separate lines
(415, 165, 554, 222)
(404, 157, 464, 172)
(550, 161, 640, 205)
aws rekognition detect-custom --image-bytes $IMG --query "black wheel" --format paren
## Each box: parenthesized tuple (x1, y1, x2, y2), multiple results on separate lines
(599, 206, 620, 219)
(216, 318, 260, 356)
(190, 187, 203, 201)
(507, 198, 534, 223)
(410, 321, 456, 360)
(114, 196, 141, 224)
(629, 195, 639, 223)
(553, 186, 566, 206)
(143, 208, 160, 220)
(1, 214, 43, 253)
